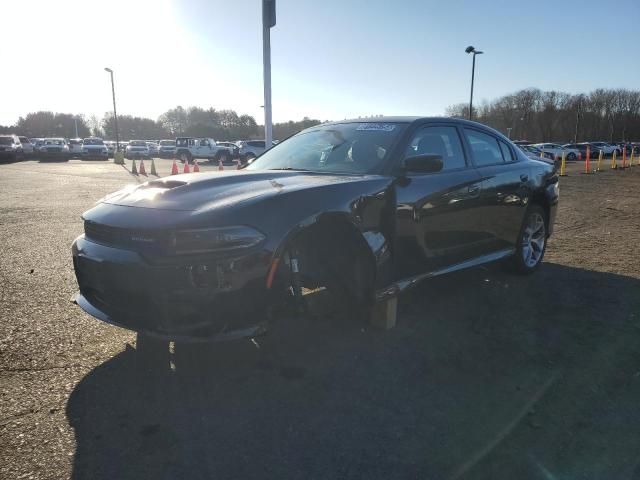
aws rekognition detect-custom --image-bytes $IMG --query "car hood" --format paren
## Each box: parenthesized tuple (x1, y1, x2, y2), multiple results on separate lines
(102, 170, 381, 212)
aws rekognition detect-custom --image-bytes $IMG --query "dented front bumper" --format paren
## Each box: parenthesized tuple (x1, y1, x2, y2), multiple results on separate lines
(71, 235, 273, 341)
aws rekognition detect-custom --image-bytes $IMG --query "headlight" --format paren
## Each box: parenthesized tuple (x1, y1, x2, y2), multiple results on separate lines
(171, 226, 265, 254)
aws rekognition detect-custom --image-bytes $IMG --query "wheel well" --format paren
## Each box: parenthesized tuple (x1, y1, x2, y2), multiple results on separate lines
(529, 193, 550, 229)
(279, 215, 376, 290)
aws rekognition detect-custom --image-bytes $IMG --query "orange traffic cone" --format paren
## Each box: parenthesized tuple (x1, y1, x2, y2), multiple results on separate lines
(139, 159, 147, 175)
(183, 160, 191, 174)
(171, 160, 179, 175)
(193, 159, 200, 172)
(218, 158, 224, 171)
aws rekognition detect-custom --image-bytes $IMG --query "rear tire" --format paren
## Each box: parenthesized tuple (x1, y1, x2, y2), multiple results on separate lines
(567, 152, 576, 161)
(511, 205, 547, 274)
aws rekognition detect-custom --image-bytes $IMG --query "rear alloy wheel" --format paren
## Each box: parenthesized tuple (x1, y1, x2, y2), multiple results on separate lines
(567, 152, 576, 161)
(512, 205, 547, 274)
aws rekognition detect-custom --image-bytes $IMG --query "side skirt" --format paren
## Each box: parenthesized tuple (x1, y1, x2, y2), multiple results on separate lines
(375, 248, 515, 302)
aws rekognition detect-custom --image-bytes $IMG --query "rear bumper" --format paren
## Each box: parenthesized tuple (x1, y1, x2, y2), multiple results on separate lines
(72, 235, 274, 341)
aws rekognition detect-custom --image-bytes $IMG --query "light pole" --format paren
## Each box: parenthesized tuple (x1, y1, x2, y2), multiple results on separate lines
(262, 0, 276, 148)
(573, 94, 584, 144)
(104, 67, 120, 151)
(465, 46, 483, 121)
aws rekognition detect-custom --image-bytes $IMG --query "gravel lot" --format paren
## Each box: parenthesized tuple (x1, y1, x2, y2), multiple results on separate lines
(1, 157, 640, 479)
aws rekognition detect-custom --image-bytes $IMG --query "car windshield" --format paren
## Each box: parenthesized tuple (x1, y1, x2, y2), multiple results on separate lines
(0, 137, 14, 145)
(159, 140, 175, 146)
(83, 139, 103, 145)
(130, 141, 146, 146)
(45, 139, 64, 145)
(246, 122, 408, 174)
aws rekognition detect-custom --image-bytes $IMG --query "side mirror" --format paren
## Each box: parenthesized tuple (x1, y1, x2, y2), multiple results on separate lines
(404, 154, 444, 174)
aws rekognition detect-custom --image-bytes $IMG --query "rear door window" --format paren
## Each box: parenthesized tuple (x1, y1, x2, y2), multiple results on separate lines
(498, 140, 515, 162)
(464, 128, 504, 166)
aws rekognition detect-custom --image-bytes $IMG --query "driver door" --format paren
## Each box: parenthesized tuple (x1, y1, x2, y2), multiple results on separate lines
(394, 124, 487, 278)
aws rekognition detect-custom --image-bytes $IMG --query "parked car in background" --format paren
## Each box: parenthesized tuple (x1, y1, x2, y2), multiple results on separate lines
(125, 140, 150, 159)
(518, 144, 554, 161)
(18, 136, 34, 157)
(534, 143, 580, 160)
(30, 138, 45, 153)
(146, 142, 159, 157)
(67, 138, 84, 158)
(158, 139, 176, 158)
(82, 138, 109, 160)
(217, 141, 240, 160)
(562, 143, 596, 158)
(104, 141, 116, 157)
(590, 142, 618, 156)
(40, 138, 70, 161)
(175, 137, 231, 164)
(237, 140, 267, 161)
(0, 135, 25, 162)
(72, 117, 558, 346)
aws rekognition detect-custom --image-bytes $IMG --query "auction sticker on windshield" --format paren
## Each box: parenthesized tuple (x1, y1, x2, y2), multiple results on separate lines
(356, 123, 396, 132)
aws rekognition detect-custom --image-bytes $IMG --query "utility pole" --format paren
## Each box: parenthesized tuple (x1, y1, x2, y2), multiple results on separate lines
(104, 68, 120, 151)
(262, 0, 276, 148)
(573, 95, 583, 144)
(74, 117, 78, 138)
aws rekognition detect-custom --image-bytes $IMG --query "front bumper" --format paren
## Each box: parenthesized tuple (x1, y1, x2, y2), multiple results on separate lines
(125, 151, 150, 158)
(72, 235, 274, 341)
(82, 150, 109, 159)
(158, 150, 176, 158)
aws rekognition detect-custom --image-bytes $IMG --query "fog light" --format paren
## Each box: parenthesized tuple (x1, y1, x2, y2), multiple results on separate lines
(189, 264, 210, 287)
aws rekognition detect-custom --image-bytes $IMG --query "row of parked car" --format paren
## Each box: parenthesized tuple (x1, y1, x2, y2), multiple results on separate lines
(514, 140, 639, 162)
(0, 134, 272, 163)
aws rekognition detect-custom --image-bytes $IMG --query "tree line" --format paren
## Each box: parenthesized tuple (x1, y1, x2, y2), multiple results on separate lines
(2, 107, 322, 142)
(446, 88, 640, 143)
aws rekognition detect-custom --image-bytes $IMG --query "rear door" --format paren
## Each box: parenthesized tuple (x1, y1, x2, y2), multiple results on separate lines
(462, 127, 531, 252)
(394, 123, 486, 277)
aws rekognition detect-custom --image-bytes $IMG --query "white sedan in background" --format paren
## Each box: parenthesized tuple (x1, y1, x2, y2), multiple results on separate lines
(590, 142, 619, 156)
(533, 143, 581, 161)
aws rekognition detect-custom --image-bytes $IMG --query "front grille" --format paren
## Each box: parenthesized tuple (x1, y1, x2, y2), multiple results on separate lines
(84, 221, 170, 252)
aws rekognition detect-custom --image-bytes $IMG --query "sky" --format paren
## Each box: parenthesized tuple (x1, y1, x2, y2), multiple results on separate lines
(1, 0, 639, 126)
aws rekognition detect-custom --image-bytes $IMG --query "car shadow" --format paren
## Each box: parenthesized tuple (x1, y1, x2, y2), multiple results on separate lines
(66, 263, 640, 480)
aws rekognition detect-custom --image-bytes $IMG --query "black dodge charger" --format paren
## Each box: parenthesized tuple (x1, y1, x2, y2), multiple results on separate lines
(72, 117, 558, 344)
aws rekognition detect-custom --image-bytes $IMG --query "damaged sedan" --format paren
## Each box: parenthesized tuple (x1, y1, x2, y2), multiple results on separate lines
(72, 117, 558, 347)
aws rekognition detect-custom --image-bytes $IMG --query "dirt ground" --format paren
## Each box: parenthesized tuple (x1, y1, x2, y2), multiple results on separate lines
(1, 158, 640, 479)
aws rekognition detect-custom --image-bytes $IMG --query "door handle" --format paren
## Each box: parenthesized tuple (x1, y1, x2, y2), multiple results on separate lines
(520, 174, 529, 182)
(467, 185, 480, 196)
